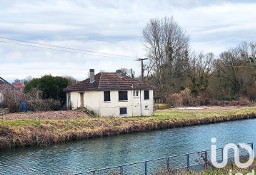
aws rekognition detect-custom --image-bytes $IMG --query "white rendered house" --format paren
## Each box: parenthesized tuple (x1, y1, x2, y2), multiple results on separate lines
(65, 69, 155, 117)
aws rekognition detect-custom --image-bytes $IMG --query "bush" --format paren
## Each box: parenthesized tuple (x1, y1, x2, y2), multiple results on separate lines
(180, 88, 192, 106)
(167, 88, 193, 107)
(1, 89, 20, 113)
(239, 97, 251, 106)
(0, 87, 62, 113)
(166, 93, 183, 107)
(28, 99, 62, 112)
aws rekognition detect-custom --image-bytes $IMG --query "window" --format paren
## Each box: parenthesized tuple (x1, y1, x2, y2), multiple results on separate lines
(118, 91, 128, 101)
(133, 90, 139, 97)
(104, 91, 111, 102)
(120, 107, 127, 115)
(144, 90, 149, 100)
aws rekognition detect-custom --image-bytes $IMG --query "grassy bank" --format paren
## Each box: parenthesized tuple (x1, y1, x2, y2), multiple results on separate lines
(1, 106, 256, 150)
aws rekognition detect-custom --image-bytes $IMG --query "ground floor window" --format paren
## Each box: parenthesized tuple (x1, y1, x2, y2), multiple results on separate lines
(104, 91, 111, 101)
(144, 90, 149, 100)
(119, 91, 128, 101)
(120, 107, 127, 115)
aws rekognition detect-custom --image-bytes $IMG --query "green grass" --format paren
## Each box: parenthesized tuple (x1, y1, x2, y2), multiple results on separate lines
(0, 106, 256, 150)
(155, 103, 169, 110)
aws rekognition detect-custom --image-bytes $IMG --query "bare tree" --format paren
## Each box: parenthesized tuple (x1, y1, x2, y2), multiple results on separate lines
(188, 52, 213, 95)
(212, 42, 256, 100)
(119, 68, 135, 78)
(143, 17, 190, 99)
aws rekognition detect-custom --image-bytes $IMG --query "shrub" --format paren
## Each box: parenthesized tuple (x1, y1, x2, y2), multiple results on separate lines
(28, 99, 62, 112)
(180, 88, 192, 106)
(239, 96, 251, 106)
(166, 93, 183, 107)
(1, 88, 21, 113)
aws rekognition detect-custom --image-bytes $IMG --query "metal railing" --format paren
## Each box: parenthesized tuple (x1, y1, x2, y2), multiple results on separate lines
(84, 143, 253, 175)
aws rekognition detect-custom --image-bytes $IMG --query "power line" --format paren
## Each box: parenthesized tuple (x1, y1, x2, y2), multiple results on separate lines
(0, 36, 137, 60)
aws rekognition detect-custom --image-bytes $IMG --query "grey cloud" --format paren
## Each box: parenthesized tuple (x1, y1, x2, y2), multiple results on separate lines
(0, 0, 256, 80)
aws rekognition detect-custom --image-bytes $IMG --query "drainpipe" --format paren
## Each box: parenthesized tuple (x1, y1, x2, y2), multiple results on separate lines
(131, 90, 134, 117)
(140, 90, 142, 116)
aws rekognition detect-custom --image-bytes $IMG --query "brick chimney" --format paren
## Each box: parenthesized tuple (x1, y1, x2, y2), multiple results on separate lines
(116, 70, 122, 77)
(89, 69, 95, 83)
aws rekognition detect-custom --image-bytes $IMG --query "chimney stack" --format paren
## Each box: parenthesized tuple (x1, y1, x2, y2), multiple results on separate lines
(89, 69, 95, 83)
(116, 70, 122, 77)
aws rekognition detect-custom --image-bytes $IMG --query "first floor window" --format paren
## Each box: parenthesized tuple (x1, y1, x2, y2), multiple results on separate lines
(104, 91, 111, 101)
(119, 91, 128, 101)
(144, 90, 149, 100)
(120, 107, 127, 115)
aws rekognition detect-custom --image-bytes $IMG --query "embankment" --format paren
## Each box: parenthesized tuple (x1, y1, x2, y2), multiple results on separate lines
(0, 106, 256, 150)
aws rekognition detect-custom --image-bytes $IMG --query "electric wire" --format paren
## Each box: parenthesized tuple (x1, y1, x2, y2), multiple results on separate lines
(0, 36, 138, 61)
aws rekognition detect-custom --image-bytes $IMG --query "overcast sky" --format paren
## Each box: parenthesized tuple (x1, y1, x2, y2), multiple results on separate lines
(1, 0, 256, 82)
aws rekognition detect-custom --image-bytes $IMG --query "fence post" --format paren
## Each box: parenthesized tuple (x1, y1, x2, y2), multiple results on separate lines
(119, 165, 123, 175)
(221, 148, 223, 161)
(204, 151, 208, 168)
(145, 161, 148, 175)
(186, 154, 190, 171)
(166, 157, 170, 171)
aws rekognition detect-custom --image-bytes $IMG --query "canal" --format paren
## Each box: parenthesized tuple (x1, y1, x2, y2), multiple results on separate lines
(0, 118, 256, 174)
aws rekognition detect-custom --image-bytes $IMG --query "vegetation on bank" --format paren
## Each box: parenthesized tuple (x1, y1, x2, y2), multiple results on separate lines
(155, 158, 256, 175)
(0, 106, 256, 150)
(193, 160, 256, 175)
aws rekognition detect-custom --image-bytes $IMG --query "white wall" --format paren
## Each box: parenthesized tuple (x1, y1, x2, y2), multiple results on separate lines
(68, 90, 154, 117)
(0, 92, 3, 104)
(84, 91, 100, 112)
(69, 92, 81, 109)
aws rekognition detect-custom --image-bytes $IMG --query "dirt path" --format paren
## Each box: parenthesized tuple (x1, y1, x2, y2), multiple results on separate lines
(1, 110, 89, 120)
(176, 106, 247, 112)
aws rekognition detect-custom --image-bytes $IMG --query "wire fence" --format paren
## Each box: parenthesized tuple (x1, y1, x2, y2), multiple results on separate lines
(83, 143, 253, 175)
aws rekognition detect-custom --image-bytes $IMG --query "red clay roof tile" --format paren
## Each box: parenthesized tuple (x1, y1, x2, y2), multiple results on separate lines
(65, 72, 154, 92)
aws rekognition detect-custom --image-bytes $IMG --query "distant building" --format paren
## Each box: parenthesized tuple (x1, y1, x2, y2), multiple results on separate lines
(65, 69, 155, 117)
(0, 77, 14, 104)
(12, 80, 25, 92)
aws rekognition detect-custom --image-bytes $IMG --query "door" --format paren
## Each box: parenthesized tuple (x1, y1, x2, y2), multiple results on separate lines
(80, 92, 84, 108)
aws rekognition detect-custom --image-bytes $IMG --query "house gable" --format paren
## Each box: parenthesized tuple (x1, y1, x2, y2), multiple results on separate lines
(0, 77, 14, 91)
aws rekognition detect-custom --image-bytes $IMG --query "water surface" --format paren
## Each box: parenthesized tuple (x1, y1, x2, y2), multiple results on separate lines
(0, 119, 256, 174)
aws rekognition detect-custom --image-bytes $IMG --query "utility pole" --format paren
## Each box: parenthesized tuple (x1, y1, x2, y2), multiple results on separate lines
(137, 58, 148, 82)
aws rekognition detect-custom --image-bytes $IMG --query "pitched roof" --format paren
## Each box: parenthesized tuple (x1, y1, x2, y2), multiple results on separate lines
(65, 72, 155, 92)
(0, 77, 15, 91)
(0, 77, 10, 85)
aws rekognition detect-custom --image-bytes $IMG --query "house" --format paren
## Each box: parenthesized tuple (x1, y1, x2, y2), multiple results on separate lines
(0, 77, 14, 104)
(65, 69, 155, 117)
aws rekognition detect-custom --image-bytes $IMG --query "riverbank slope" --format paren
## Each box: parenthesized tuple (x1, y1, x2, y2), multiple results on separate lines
(0, 106, 256, 150)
